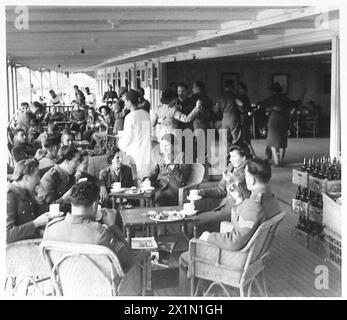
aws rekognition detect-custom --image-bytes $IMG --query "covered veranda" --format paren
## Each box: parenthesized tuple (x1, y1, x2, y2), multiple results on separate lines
(5, 5, 341, 297)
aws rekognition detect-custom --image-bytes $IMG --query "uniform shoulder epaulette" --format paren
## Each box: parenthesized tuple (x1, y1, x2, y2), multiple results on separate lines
(46, 216, 65, 228)
(250, 193, 263, 204)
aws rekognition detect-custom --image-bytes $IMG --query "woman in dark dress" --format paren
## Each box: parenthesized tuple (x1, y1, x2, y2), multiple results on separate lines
(258, 82, 292, 166)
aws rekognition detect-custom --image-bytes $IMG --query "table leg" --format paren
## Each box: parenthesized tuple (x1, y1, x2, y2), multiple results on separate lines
(126, 227, 131, 246)
(193, 223, 197, 239)
(140, 199, 145, 207)
(111, 196, 116, 209)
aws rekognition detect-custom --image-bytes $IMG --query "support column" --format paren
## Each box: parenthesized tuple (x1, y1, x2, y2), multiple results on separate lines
(330, 36, 340, 159)
(14, 65, 19, 112)
(29, 68, 32, 102)
(40, 68, 43, 98)
(11, 64, 15, 117)
(6, 62, 10, 122)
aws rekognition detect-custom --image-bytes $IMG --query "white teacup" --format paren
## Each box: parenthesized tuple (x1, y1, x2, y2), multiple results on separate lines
(183, 202, 195, 212)
(49, 204, 60, 217)
(143, 180, 151, 190)
(189, 189, 199, 198)
(112, 182, 121, 191)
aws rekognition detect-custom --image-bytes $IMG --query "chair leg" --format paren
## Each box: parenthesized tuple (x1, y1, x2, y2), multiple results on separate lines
(261, 271, 269, 297)
(193, 279, 201, 296)
(239, 285, 245, 298)
(204, 282, 230, 297)
(254, 278, 264, 297)
(190, 276, 195, 296)
(247, 280, 254, 297)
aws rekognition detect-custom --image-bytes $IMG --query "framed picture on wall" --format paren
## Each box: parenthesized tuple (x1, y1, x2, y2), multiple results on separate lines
(323, 73, 331, 93)
(221, 73, 239, 94)
(272, 74, 288, 94)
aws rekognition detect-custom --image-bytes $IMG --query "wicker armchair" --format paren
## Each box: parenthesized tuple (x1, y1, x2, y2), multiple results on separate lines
(40, 241, 151, 296)
(188, 211, 286, 297)
(178, 163, 205, 206)
(5, 239, 51, 296)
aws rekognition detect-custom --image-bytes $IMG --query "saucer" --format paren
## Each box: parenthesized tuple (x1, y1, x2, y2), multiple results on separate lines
(187, 195, 202, 201)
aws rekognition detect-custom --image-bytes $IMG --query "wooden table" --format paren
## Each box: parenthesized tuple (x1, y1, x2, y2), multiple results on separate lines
(120, 206, 198, 246)
(109, 189, 155, 208)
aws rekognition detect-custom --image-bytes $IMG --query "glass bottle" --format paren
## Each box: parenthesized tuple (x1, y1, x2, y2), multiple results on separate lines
(301, 157, 307, 172)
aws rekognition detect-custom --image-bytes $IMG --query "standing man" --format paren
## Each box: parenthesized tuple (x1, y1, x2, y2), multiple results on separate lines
(214, 80, 242, 149)
(102, 84, 118, 105)
(85, 87, 96, 109)
(73, 85, 86, 106)
(137, 87, 151, 113)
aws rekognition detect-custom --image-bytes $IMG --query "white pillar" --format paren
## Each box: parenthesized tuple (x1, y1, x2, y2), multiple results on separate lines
(29, 68, 32, 102)
(330, 36, 340, 159)
(6, 62, 10, 122)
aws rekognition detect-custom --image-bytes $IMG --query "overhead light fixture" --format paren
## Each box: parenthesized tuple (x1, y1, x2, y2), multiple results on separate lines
(81, 48, 85, 54)
(193, 54, 196, 60)
(173, 57, 177, 62)
(258, 50, 331, 61)
(290, 48, 295, 52)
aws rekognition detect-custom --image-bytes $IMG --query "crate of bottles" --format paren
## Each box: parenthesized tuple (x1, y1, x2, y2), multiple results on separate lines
(308, 204, 323, 225)
(322, 193, 341, 236)
(292, 169, 309, 188)
(308, 176, 326, 194)
(324, 228, 341, 269)
(292, 199, 308, 215)
(308, 234, 326, 258)
(326, 180, 341, 193)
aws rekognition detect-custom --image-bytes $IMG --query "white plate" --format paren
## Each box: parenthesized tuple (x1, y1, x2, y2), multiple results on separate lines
(149, 212, 185, 222)
(187, 195, 202, 201)
(180, 209, 197, 216)
(125, 189, 144, 195)
(143, 187, 155, 192)
(111, 188, 125, 193)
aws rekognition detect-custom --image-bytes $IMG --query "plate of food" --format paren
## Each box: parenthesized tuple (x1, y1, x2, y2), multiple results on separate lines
(125, 186, 144, 195)
(149, 210, 185, 222)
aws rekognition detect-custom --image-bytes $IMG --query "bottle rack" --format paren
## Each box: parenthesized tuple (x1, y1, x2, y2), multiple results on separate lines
(291, 169, 341, 258)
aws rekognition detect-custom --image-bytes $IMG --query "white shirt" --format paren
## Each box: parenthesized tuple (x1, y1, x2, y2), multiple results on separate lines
(118, 109, 152, 179)
(85, 93, 96, 108)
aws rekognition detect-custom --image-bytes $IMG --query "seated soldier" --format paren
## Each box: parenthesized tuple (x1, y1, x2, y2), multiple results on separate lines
(11, 128, 44, 163)
(99, 147, 134, 206)
(178, 158, 281, 294)
(195, 143, 251, 234)
(44, 106, 64, 123)
(36, 121, 61, 147)
(70, 104, 86, 135)
(16, 102, 31, 130)
(75, 151, 101, 185)
(60, 129, 74, 147)
(7, 158, 51, 243)
(37, 145, 80, 207)
(38, 137, 60, 172)
(43, 181, 133, 272)
(146, 133, 190, 206)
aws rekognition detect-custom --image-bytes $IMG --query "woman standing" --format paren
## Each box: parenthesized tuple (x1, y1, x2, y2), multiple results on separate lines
(259, 82, 292, 166)
(118, 89, 152, 180)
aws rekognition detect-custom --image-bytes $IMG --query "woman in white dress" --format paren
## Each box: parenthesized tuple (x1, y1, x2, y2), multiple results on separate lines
(118, 89, 152, 181)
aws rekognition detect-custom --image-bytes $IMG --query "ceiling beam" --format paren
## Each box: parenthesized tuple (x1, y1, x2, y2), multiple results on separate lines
(87, 6, 336, 70)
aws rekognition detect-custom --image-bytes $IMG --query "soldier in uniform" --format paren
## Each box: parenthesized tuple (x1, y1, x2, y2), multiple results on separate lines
(38, 145, 80, 208)
(194, 143, 252, 234)
(7, 158, 51, 243)
(179, 158, 281, 294)
(43, 181, 133, 272)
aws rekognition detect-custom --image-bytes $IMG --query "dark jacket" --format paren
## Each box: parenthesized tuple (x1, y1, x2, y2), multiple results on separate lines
(43, 213, 133, 272)
(38, 165, 75, 205)
(99, 164, 134, 192)
(11, 142, 35, 163)
(207, 185, 281, 251)
(169, 97, 195, 131)
(7, 183, 46, 244)
(102, 91, 118, 101)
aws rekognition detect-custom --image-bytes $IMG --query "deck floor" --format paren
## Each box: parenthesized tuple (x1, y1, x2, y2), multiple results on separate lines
(153, 204, 341, 297)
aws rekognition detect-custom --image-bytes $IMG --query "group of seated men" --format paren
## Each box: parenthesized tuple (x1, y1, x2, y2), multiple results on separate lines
(7, 83, 281, 295)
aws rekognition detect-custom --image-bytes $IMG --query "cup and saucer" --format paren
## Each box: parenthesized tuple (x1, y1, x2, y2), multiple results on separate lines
(187, 189, 201, 201)
(180, 202, 198, 216)
(111, 182, 124, 193)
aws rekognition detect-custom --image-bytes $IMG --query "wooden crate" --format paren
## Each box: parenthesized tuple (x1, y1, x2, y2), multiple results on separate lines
(292, 169, 309, 187)
(308, 176, 326, 194)
(326, 180, 341, 193)
(308, 204, 323, 225)
(324, 228, 341, 269)
(322, 193, 341, 236)
(292, 226, 309, 248)
(308, 234, 326, 258)
(292, 199, 309, 215)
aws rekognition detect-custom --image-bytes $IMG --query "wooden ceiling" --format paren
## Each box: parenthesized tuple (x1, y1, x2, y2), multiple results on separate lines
(6, 6, 339, 72)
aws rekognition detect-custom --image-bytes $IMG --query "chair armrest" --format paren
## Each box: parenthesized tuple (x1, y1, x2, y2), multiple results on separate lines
(178, 183, 200, 206)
